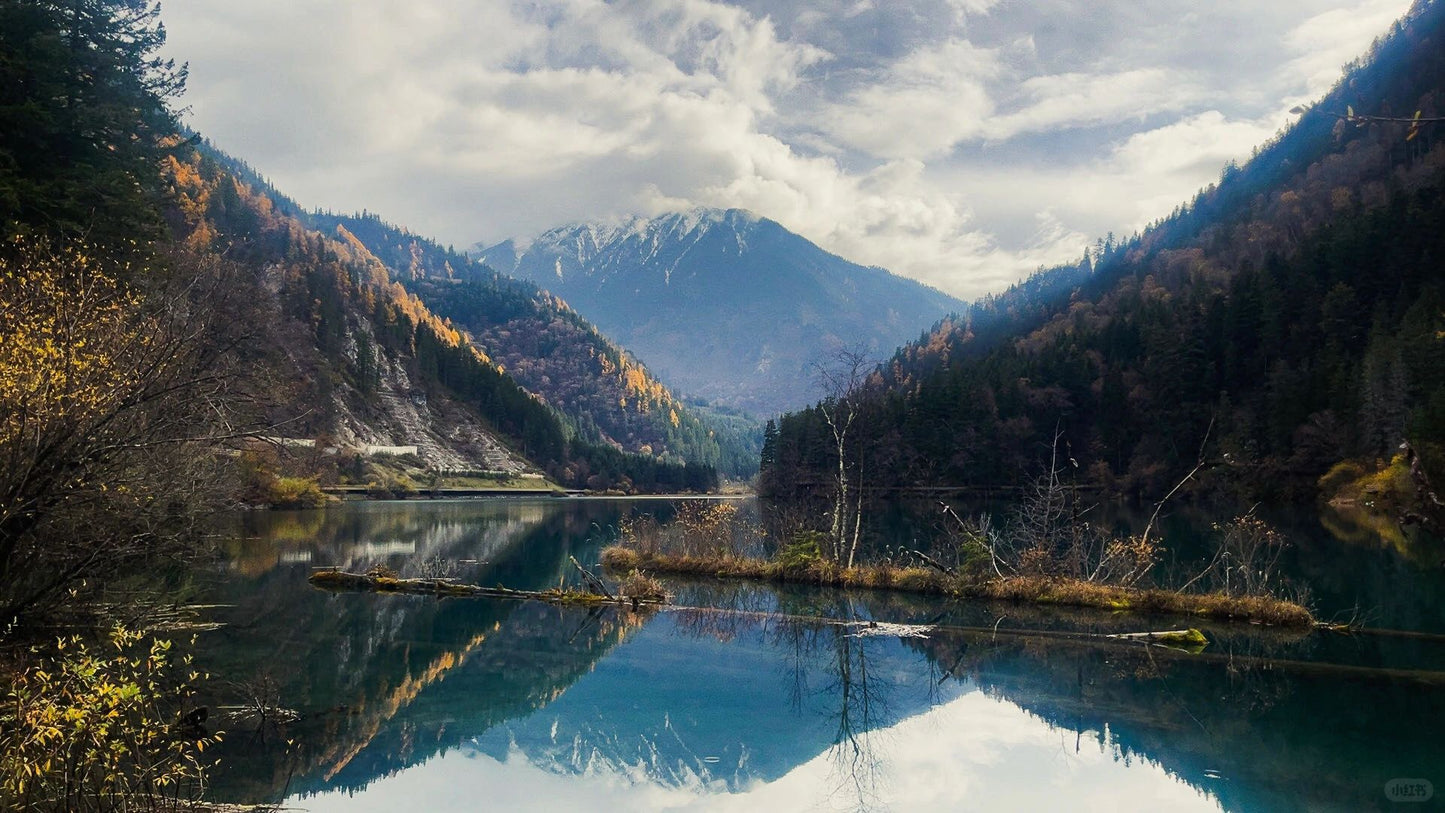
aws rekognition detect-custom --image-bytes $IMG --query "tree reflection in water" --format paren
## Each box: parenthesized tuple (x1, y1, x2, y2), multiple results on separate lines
(195, 501, 1445, 812)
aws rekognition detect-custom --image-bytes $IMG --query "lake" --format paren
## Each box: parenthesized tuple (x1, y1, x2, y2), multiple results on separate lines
(193, 498, 1445, 812)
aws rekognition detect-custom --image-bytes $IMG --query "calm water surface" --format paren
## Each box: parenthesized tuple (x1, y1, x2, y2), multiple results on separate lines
(193, 499, 1445, 812)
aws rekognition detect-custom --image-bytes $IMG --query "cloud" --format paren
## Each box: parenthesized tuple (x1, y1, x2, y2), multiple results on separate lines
(1284, 0, 1416, 99)
(820, 38, 1001, 159)
(161, 0, 1419, 302)
(986, 68, 1203, 139)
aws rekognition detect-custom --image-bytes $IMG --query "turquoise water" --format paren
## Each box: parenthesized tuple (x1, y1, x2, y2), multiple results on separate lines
(195, 499, 1445, 812)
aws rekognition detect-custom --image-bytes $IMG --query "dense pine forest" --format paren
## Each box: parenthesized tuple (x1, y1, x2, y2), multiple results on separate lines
(762, 0, 1445, 507)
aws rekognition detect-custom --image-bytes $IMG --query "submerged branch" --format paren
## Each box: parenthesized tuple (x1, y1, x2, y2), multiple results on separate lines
(306, 568, 666, 607)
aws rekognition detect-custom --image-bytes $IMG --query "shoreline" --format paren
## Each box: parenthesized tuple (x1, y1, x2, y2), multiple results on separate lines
(601, 547, 1317, 628)
(283, 489, 751, 506)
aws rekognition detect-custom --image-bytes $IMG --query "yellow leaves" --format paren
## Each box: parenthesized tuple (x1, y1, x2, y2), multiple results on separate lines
(622, 366, 648, 397)
(0, 242, 156, 454)
(1, 624, 215, 805)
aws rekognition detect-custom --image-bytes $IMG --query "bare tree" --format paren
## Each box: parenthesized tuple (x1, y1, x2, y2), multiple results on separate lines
(941, 426, 1166, 587)
(814, 345, 872, 567)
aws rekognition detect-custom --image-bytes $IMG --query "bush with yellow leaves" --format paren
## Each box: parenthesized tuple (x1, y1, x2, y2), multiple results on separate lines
(0, 625, 219, 811)
(0, 240, 242, 620)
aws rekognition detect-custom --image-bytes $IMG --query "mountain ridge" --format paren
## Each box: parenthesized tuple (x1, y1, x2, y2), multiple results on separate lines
(303, 209, 758, 475)
(475, 208, 964, 416)
(166, 143, 720, 493)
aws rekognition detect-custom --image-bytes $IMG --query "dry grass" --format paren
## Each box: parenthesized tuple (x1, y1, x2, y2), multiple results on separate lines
(617, 569, 669, 603)
(602, 546, 954, 594)
(977, 576, 1315, 626)
(600, 547, 1316, 627)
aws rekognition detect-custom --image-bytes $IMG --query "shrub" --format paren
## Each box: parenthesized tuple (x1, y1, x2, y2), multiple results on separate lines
(266, 476, 328, 509)
(618, 569, 667, 603)
(775, 531, 824, 572)
(616, 500, 758, 558)
(1202, 514, 1292, 598)
(0, 626, 219, 810)
(388, 475, 419, 498)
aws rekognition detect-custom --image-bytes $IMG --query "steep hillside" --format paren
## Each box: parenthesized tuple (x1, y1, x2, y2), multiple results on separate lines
(476, 209, 963, 416)
(165, 148, 717, 493)
(304, 211, 758, 476)
(763, 0, 1445, 503)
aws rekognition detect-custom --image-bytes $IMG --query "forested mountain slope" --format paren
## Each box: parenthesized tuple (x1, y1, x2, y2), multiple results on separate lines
(164, 149, 719, 492)
(303, 210, 758, 476)
(763, 0, 1445, 503)
(477, 209, 964, 416)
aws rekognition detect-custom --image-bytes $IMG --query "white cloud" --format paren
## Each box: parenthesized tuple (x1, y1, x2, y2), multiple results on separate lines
(821, 38, 1001, 159)
(986, 68, 1203, 139)
(161, 0, 1420, 302)
(1284, 0, 1416, 99)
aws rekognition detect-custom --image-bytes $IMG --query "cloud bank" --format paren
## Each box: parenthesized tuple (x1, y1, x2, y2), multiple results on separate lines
(162, 0, 1414, 299)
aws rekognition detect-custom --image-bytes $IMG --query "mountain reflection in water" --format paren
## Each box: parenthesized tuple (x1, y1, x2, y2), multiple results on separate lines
(197, 500, 1445, 812)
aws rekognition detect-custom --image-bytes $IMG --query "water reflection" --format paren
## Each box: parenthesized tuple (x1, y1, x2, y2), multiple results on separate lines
(196, 501, 1445, 812)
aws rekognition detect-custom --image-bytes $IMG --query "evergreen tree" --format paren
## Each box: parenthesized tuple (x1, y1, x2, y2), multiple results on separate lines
(0, 0, 186, 250)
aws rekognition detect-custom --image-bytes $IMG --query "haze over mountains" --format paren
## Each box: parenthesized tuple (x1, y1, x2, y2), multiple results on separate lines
(475, 209, 964, 416)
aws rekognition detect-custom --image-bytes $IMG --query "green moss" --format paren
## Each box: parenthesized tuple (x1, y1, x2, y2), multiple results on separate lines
(1318, 460, 1369, 495)
(1324, 455, 1413, 511)
(1153, 628, 1208, 646)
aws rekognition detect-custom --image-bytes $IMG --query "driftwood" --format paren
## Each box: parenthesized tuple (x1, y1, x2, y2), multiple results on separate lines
(570, 555, 614, 599)
(910, 549, 957, 576)
(307, 569, 663, 607)
(1106, 628, 1208, 648)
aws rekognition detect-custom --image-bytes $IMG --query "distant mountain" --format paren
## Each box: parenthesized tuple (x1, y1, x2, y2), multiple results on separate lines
(475, 209, 964, 416)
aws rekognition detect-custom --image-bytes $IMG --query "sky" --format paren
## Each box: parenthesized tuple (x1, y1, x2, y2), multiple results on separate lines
(160, 0, 1415, 300)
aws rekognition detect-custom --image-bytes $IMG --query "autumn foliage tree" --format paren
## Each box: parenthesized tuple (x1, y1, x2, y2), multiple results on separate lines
(0, 241, 246, 621)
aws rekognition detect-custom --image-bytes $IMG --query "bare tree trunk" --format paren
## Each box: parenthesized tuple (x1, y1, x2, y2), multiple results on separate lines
(848, 453, 865, 568)
(816, 345, 871, 564)
(831, 419, 848, 561)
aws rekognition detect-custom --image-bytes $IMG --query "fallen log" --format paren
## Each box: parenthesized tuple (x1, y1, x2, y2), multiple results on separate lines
(1106, 628, 1208, 649)
(307, 568, 666, 607)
